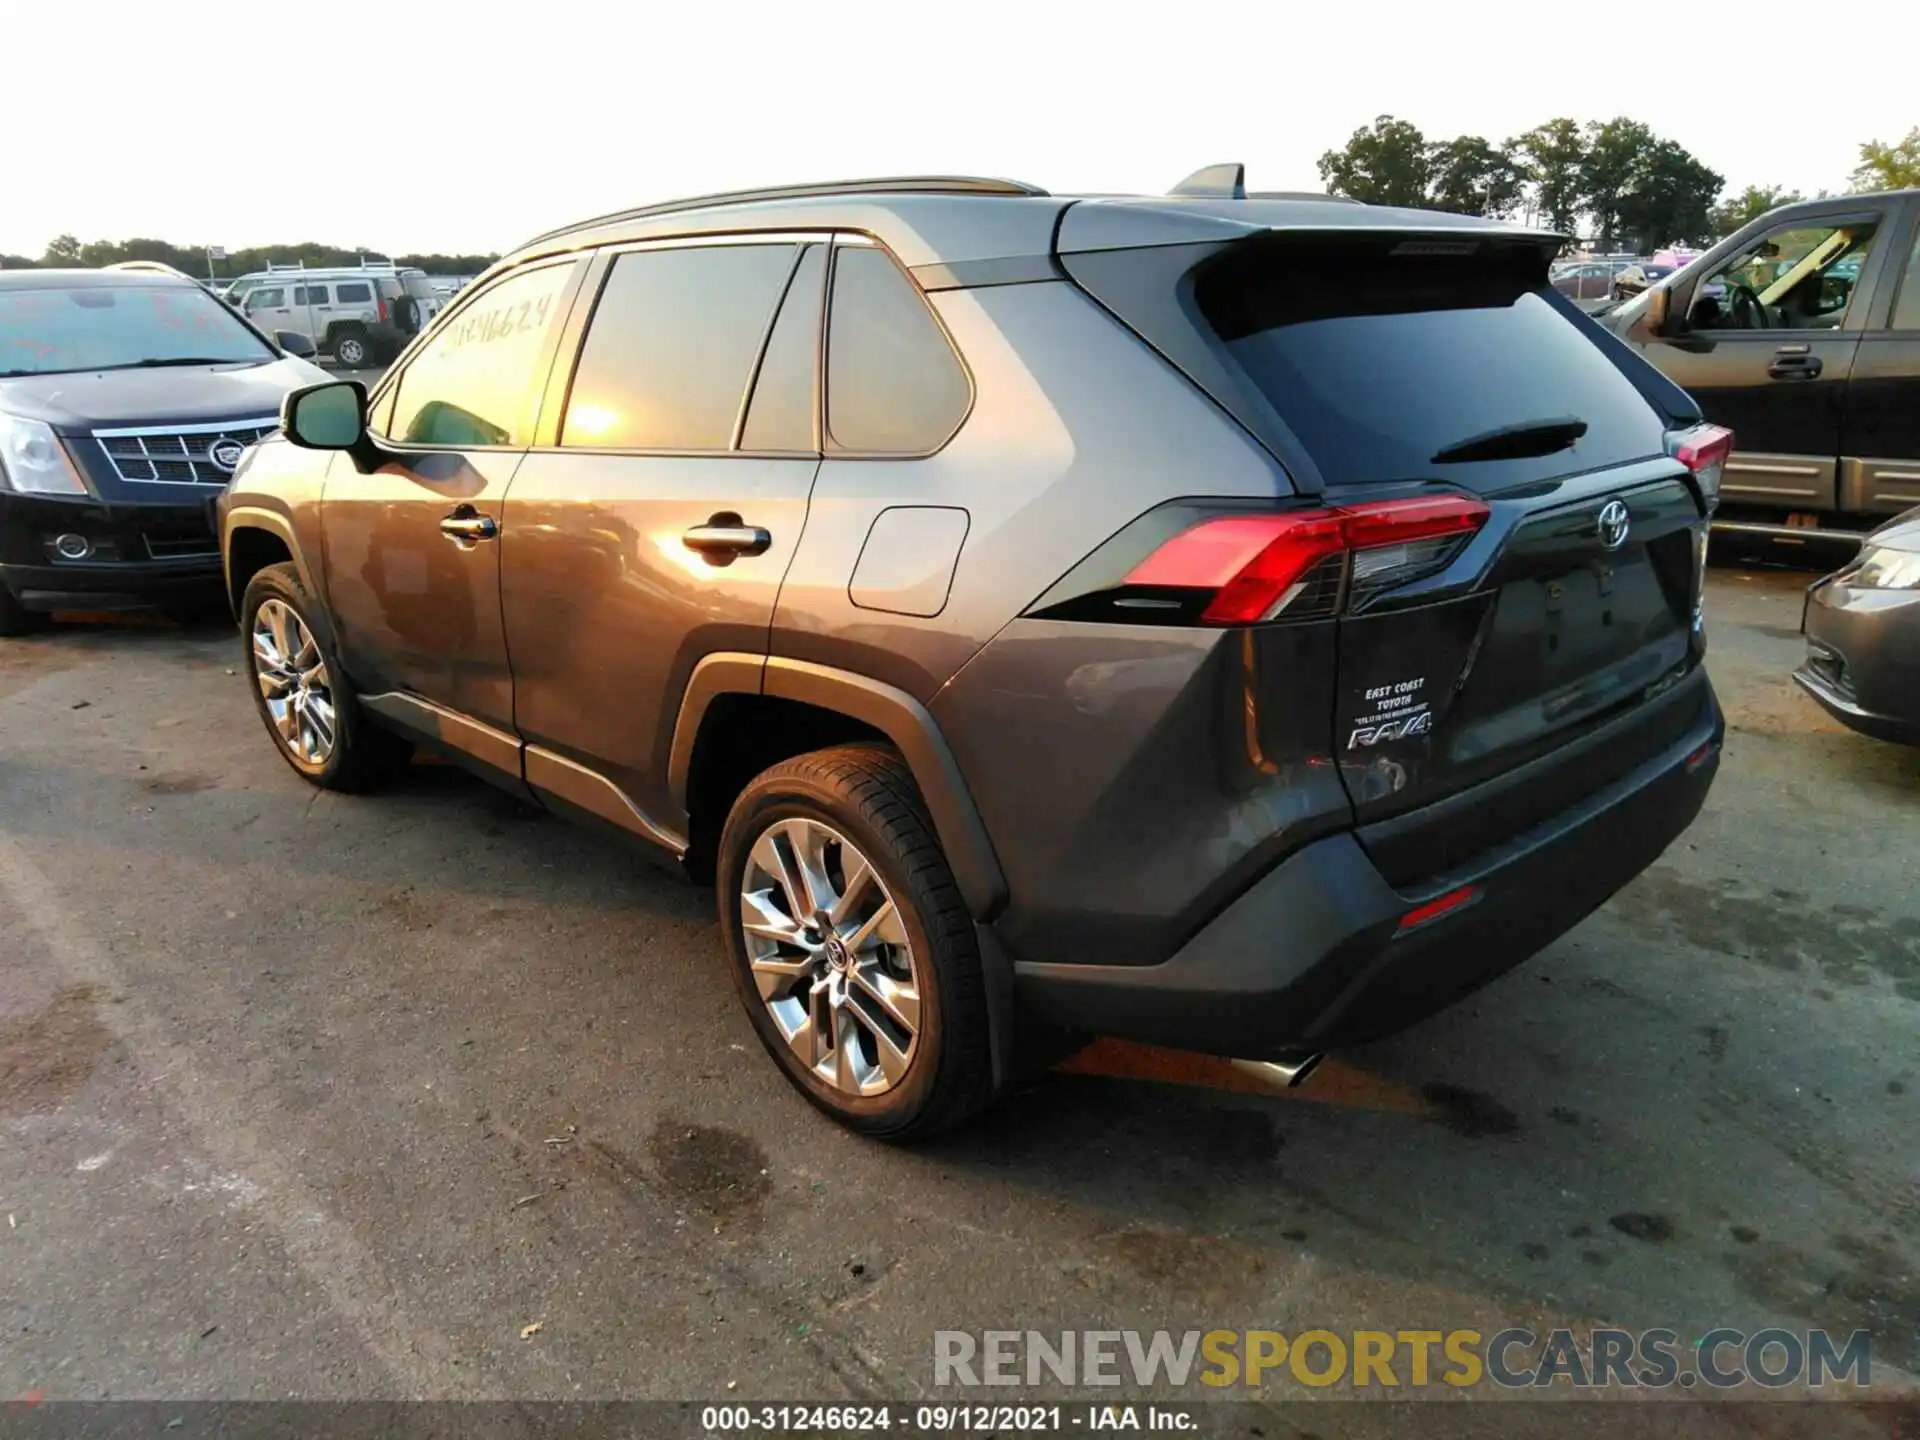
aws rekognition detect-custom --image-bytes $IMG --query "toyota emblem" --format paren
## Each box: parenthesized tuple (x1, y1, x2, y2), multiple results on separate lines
(208, 438, 247, 474)
(1597, 499, 1631, 551)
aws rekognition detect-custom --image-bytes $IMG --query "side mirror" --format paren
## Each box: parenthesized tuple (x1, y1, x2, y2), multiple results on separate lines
(275, 330, 317, 359)
(282, 381, 367, 451)
(1645, 285, 1672, 337)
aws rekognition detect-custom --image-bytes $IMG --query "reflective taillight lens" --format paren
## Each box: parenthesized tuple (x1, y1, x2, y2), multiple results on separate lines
(1124, 495, 1489, 625)
(1671, 423, 1733, 509)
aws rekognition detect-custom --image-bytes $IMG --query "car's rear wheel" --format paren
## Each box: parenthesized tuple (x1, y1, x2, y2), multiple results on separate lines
(0, 584, 50, 637)
(332, 330, 370, 368)
(240, 562, 409, 790)
(717, 745, 995, 1139)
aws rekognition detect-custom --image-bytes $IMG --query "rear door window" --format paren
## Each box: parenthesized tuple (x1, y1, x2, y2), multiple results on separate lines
(559, 243, 798, 451)
(740, 244, 825, 452)
(1197, 242, 1669, 490)
(825, 244, 970, 453)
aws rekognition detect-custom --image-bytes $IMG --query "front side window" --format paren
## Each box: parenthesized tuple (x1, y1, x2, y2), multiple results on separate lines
(825, 245, 970, 453)
(248, 287, 285, 310)
(560, 243, 798, 451)
(0, 282, 275, 377)
(1688, 221, 1878, 331)
(386, 261, 578, 448)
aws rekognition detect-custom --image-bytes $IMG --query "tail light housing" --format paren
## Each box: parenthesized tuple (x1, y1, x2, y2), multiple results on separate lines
(376, 294, 390, 324)
(1120, 494, 1489, 625)
(1670, 423, 1733, 509)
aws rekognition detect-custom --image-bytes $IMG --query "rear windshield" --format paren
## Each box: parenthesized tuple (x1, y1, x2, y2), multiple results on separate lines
(0, 283, 274, 376)
(402, 274, 438, 299)
(1196, 244, 1668, 489)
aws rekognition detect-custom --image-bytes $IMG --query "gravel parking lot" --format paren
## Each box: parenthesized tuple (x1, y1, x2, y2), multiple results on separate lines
(1, 561, 1915, 1428)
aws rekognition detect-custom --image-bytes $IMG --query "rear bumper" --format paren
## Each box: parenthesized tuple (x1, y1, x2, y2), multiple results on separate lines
(0, 492, 222, 612)
(1012, 680, 1723, 1057)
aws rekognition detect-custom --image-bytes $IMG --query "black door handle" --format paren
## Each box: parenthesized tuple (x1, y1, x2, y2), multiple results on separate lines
(440, 505, 499, 547)
(683, 512, 771, 565)
(1767, 353, 1822, 380)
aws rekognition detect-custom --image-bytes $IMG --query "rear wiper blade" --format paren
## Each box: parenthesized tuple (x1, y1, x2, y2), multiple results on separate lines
(1430, 416, 1588, 465)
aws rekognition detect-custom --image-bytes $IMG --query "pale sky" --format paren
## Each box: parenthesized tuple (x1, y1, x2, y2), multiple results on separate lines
(8, 0, 1915, 258)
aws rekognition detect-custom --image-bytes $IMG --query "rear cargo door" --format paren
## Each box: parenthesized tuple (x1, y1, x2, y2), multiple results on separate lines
(1195, 237, 1708, 826)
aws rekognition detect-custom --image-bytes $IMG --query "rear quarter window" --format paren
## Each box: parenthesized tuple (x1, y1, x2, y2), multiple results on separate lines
(825, 245, 969, 453)
(1197, 243, 1670, 490)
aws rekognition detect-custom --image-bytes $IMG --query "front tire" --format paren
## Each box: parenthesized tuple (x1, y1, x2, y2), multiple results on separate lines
(239, 562, 409, 791)
(0, 584, 50, 637)
(717, 745, 996, 1139)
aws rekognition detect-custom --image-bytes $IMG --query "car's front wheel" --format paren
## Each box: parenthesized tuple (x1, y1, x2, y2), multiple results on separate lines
(717, 745, 996, 1139)
(0, 584, 49, 637)
(240, 562, 409, 790)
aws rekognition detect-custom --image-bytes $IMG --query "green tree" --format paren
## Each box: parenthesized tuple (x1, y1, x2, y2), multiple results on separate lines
(1710, 184, 1802, 237)
(1615, 140, 1723, 251)
(42, 234, 83, 266)
(1579, 118, 1658, 251)
(1513, 118, 1586, 232)
(1317, 115, 1431, 207)
(1850, 128, 1920, 191)
(1426, 135, 1525, 217)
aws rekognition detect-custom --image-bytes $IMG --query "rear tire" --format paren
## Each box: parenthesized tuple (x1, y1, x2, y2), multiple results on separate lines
(239, 562, 410, 791)
(0, 585, 49, 637)
(717, 744, 996, 1140)
(332, 330, 370, 368)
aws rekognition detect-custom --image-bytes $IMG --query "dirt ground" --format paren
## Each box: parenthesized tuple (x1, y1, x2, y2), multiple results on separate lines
(1, 559, 1915, 1436)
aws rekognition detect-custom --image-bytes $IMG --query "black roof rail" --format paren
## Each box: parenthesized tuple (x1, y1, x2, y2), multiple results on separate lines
(518, 175, 1049, 251)
(1247, 190, 1363, 204)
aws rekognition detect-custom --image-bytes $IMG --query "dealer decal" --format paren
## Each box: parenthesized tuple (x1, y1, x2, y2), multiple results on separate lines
(1348, 676, 1433, 749)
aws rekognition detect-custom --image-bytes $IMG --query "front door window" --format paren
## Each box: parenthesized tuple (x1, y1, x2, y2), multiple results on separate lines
(1688, 221, 1878, 331)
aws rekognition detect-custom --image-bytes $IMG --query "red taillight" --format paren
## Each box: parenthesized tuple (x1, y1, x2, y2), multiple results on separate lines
(1671, 423, 1733, 506)
(1125, 495, 1489, 625)
(1397, 883, 1482, 933)
(377, 296, 390, 323)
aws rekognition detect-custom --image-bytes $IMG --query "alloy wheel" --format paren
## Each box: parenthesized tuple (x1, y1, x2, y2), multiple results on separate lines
(740, 818, 922, 1097)
(251, 598, 336, 766)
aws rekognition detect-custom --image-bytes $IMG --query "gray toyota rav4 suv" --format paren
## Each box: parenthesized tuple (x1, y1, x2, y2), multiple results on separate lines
(219, 170, 1728, 1137)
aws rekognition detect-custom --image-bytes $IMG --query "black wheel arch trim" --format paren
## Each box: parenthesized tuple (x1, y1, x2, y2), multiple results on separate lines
(668, 652, 1010, 924)
(222, 506, 321, 611)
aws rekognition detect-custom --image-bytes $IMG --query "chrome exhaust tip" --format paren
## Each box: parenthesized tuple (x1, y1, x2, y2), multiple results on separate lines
(1231, 1052, 1325, 1090)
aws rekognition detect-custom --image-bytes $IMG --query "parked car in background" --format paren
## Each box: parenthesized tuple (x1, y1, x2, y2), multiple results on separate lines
(1797, 505, 1920, 744)
(0, 268, 325, 634)
(1611, 262, 1675, 299)
(1554, 259, 1638, 309)
(227, 262, 442, 367)
(1600, 190, 1920, 545)
(221, 170, 1724, 1137)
